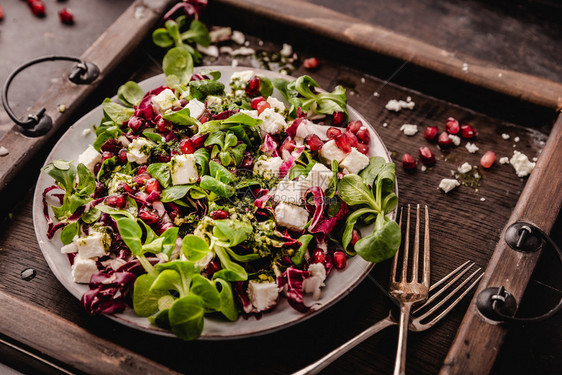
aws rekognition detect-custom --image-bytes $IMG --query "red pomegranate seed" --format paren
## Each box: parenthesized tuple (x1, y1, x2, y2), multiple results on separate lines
(419, 146, 436, 166)
(117, 149, 128, 164)
(105, 195, 126, 209)
(303, 57, 320, 69)
(145, 178, 161, 194)
(333, 251, 347, 270)
(29, 1, 46, 17)
(156, 118, 171, 133)
(304, 134, 324, 152)
(59, 8, 74, 24)
(460, 124, 477, 139)
(0, 5, 4, 21)
(346, 120, 362, 134)
(138, 208, 159, 224)
(102, 151, 114, 161)
(256, 101, 271, 115)
(346, 131, 358, 148)
(438, 131, 453, 148)
(402, 153, 417, 170)
(350, 229, 361, 246)
(134, 173, 151, 185)
(179, 138, 195, 154)
(137, 165, 148, 175)
(445, 117, 460, 134)
(313, 249, 326, 264)
(335, 133, 351, 153)
(210, 210, 230, 220)
(326, 127, 342, 140)
(356, 126, 370, 144)
(191, 133, 208, 149)
(480, 150, 496, 168)
(280, 137, 296, 153)
(245, 76, 261, 96)
(356, 143, 369, 155)
(424, 126, 439, 141)
(332, 112, 345, 126)
(250, 96, 265, 110)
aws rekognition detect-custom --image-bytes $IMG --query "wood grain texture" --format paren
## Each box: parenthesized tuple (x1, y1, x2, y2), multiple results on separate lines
(0, 0, 177, 193)
(214, 0, 562, 111)
(441, 113, 562, 375)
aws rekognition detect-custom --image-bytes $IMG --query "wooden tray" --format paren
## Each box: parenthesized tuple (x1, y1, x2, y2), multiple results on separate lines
(0, 1, 560, 374)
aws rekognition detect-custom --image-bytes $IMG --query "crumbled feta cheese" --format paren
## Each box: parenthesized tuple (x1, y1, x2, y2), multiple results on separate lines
(82, 128, 91, 136)
(185, 98, 205, 119)
(58, 104, 66, 113)
(231, 30, 246, 45)
(231, 59, 239, 67)
(258, 108, 287, 134)
(108, 172, 134, 195)
(206, 96, 222, 107)
(306, 162, 332, 191)
(272, 179, 309, 205)
(465, 142, 479, 153)
(266, 96, 286, 113)
(421, 165, 427, 172)
(439, 178, 460, 193)
(230, 47, 255, 56)
(385, 99, 415, 112)
(480, 197, 486, 202)
(514, 137, 520, 142)
(0, 146, 9, 156)
(274, 202, 309, 231)
(170, 154, 199, 185)
(448, 134, 461, 146)
(458, 162, 472, 174)
(75, 230, 110, 258)
(61, 242, 77, 254)
(303, 263, 327, 300)
(127, 138, 152, 164)
(196, 44, 219, 57)
(373, 92, 380, 97)
(254, 156, 283, 179)
(230, 70, 254, 89)
(319, 140, 349, 163)
(462, 63, 469, 72)
(340, 148, 370, 175)
(400, 124, 418, 136)
(509, 151, 535, 177)
(151, 89, 179, 114)
(71, 254, 98, 284)
(382, 122, 388, 127)
(501, 133, 510, 140)
(360, 77, 366, 83)
(247, 280, 279, 312)
(499, 157, 509, 165)
(280, 43, 293, 57)
(78, 145, 102, 173)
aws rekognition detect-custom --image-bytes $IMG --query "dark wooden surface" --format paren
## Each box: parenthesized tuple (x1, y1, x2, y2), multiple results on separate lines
(0, 0, 560, 374)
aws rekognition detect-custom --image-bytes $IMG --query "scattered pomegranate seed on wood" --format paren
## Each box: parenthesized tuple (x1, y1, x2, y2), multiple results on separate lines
(0, 5, 5, 21)
(29, 1, 46, 17)
(438, 131, 453, 148)
(460, 124, 477, 139)
(445, 117, 460, 134)
(424, 126, 438, 141)
(303, 57, 320, 69)
(59, 8, 74, 24)
(419, 146, 436, 165)
(480, 150, 496, 168)
(402, 153, 417, 170)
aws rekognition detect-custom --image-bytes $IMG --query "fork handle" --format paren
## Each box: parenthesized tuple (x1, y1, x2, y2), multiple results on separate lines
(394, 302, 413, 375)
(292, 316, 396, 375)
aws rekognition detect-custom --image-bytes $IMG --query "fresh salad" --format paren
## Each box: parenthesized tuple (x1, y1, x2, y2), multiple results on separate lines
(41, 67, 401, 340)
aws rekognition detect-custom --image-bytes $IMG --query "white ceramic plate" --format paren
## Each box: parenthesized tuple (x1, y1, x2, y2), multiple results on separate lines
(33, 66, 392, 339)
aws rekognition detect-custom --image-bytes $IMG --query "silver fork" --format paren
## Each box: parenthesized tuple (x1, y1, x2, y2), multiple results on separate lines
(391, 204, 430, 375)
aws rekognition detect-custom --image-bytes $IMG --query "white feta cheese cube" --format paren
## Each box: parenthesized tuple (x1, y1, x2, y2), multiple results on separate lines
(151, 89, 179, 114)
(400, 124, 418, 136)
(319, 140, 349, 164)
(75, 230, 110, 258)
(295, 120, 333, 143)
(306, 162, 332, 191)
(457, 162, 472, 174)
(509, 151, 536, 177)
(77, 145, 102, 173)
(238, 109, 259, 119)
(185, 98, 205, 119)
(127, 137, 152, 164)
(266, 96, 286, 113)
(272, 179, 310, 205)
(340, 148, 370, 175)
(170, 154, 199, 185)
(247, 280, 279, 312)
(303, 263, 327, 300)
(274, 202, 309, 231)
(61, 242, 77, 254)
(439, 178, 460, 193)
(465, 142, 479, 153)
(71, 255, 98, 284)
(254, 156, 283, 179)
(258, 108, 287, 134)
(231, 30, 246, 45)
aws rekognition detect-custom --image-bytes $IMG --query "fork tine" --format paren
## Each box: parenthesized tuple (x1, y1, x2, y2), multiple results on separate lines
(414, 268, 483, 325)
(391, 207, 403, 282)
(429, 260, 473, 292)
(422, 205, 430, 287)
(411, 204, 420, 282)
(400, 204, 411, 282)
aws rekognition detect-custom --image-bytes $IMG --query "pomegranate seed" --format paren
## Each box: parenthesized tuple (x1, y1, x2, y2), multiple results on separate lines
(480, 150, 496, 168)
(137, 165, 148, 175)
(346, 120, 363, 134)
(346, 131, 358, 148)
(304, 134, 324, 152)
(105, 195, 126, 209)
(356, 143, 369, 155)
(250, 96, 265, 110)
(102, 151, 114, 161)
(303, 57, 320, 69)
(313, 249, 326, 264)
(179, 138, 195, 154)
(240, 152, 254, 169)
(356, 127, 370, 144)
(323, 254, 334, 273)
(419, 146, 436, 166)
(438, 131, 453, 148)
(179, 98, 188, 107)
(117, 149, 128, 164)
(145, 178, 161, 194)
(29, 1, 46, 17)
(191, 134, 208, 149)
(256, 101, 271, 115)
(127, 116, 144, 132)
(58, 8, 74, 24)
(245, 76, 261, 96)
(0, 5, 4, 21)
(210, 210, 230, 220)
(335, 133, 351, 153)
(402, 153, 417, 170)
(138, 208, 159, 224)
(445, 117, 460, 134)
(460, 124, 477, 139)
(333, 251, 347, 270)
(332, 112, 345, 126)
(156, 118, 171, 133)
(326, 127, 342, 140)
(424, 126, 439, 141)
(280, 137, 296, 153)
(350, 229, 361, 246)
(134, 173, 151, 185)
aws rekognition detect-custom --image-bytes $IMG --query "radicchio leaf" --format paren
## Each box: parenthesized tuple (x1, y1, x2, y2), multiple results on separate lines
(279, 145, 304, 178)
(277, 267, 311, 313)
(260, 134, 279, 157)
